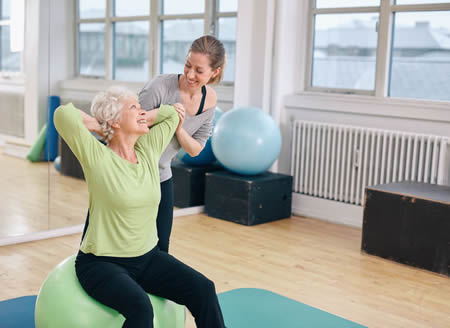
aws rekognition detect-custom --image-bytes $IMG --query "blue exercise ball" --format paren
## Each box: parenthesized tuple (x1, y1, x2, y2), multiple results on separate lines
(211, 107, 281, 175)
(177, 107, 224, 166)
(54, 156, 61, 172)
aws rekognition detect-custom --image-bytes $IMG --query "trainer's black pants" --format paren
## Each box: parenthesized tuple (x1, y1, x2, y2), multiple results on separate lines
(75, 247, 225, 328)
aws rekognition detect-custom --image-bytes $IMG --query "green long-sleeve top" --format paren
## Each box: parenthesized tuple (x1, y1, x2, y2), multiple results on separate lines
(54, 103, 179, 257)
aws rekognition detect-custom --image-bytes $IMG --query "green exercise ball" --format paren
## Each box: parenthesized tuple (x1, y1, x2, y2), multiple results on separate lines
(35, 254, 185, 328)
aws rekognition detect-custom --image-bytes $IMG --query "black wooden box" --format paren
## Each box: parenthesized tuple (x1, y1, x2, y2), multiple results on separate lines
(60, 134, 104, 180)
(60, 137, 85, 180)
(171, 160, 224, 208)
(362, 182, 450, 276)
(204, 171, 293, 225)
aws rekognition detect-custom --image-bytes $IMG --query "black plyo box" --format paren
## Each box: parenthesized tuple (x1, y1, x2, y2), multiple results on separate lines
(362, 182, 450, 276)
(60, 137, 85, 180)
(171, 160, 224, 208)
(60, 135, 104, 180)
(204, 171, 293, 226)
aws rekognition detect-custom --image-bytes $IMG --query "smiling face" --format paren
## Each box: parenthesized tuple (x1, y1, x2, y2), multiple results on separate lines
(183, 52, 219, 90)
(115, 97, 148, 136)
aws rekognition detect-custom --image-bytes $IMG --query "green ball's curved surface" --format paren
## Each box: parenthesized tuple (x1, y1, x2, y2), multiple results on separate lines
(35, 254, 185, 328)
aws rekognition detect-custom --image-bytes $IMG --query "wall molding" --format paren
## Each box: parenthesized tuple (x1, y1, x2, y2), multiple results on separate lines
(292, 193, 364, 228)
(0, 224, 84, 246)
(2, 141, 29, 159)
(0, 206, 205, 246)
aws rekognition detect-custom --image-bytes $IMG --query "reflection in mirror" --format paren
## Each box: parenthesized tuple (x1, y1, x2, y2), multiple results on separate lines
(0, 0, 51, 240)
(1, 0, 232, 245)
(44, 1, 88, 235)
(48, 99, 90, 232)
(0, 146, 48, 238)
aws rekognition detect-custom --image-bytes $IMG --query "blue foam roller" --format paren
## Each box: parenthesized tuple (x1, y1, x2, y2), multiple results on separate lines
(45, 96, 60, 161)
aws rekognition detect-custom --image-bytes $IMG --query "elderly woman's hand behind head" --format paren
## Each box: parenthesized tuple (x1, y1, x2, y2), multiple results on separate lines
(80, 111, 103, 137)
(144, 109, 159, 127)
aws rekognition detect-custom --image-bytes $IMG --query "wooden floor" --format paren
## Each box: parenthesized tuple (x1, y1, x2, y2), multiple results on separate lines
(0, 148, 88, 238)
(1, 214, 449, 328)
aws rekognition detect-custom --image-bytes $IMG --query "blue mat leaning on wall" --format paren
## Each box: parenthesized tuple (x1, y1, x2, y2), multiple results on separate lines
(26, 96, 60, 163)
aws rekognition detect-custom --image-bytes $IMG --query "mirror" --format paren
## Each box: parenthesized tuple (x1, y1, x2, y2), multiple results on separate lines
(48, 1, 88, 232)
(0, 0, 234, 245)
(0, 0, 86, 243)
(0, 0, 51, 241)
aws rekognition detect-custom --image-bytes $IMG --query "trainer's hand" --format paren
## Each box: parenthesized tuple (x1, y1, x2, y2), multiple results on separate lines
(174, 103, 185, 131)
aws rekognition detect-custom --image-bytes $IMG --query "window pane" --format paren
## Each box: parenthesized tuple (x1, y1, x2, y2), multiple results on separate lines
(79, 0, 105, 19)
(161, 19, 203, 74)
(79, 23, 105, 76)
(113, 22, 149, 81)
(114, 0, 149, 17)
(389, 11, 450, 101)
(162, 0, 204, 15)
(1, 0, 10, 19)
(219, 0, 238, 12)
(1, 26, 20, 72)
(218, 17, 236, 82)
(395, 0, 450, 4)
(311, 13, 378, 91)
(315, 0, 380, 8)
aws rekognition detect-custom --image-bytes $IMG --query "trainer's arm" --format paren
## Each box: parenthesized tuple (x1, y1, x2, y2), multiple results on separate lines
(176, 129, 204, 157)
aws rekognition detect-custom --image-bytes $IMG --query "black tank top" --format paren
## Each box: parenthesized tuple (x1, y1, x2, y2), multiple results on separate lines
(178, 74, 207, 116)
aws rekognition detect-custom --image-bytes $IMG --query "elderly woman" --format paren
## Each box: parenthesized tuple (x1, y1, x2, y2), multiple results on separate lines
(54, 86, 225, 328)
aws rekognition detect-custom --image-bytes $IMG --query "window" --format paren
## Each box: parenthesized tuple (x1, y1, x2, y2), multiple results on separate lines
(76, 0, 237, 83)
(159, 0, 205, 77)
(307, 0, 450, 101)
(217, 0, 238, 82)
(0, 0, 21, 74)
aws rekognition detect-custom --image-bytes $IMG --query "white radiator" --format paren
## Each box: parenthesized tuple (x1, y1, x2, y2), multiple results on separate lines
(0, 91, 24, 137)
(291, 120, 450, 206)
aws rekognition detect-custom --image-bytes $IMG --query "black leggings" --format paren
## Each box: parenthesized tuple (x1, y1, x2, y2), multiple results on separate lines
(81, 178, 174, 253)
(75, 247, 225, 328)
(156, 178, 174, 253)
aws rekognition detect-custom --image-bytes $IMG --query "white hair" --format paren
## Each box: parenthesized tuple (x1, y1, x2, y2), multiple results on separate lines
(90, 86, 138, 144)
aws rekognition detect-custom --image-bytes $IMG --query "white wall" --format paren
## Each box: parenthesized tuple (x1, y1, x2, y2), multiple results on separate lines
(234, 0, 450, 226)
(23, 0, 50, 144)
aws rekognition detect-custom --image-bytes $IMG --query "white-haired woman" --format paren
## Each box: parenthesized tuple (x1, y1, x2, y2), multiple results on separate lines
(54, 86, 225, 328)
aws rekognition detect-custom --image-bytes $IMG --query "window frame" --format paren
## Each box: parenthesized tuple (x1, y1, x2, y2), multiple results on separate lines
(75, 0, 237, 84)
(305, 0, 450, 100)
(0, 0, 24, 79)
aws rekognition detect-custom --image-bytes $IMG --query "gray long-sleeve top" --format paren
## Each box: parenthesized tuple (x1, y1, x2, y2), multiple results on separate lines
(138, 74, 214, 182)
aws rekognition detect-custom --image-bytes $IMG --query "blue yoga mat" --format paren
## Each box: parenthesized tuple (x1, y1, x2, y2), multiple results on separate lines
(218, 288, 367, 328)
(0, 295, 36, 328)
(2, 289, 366, 328)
